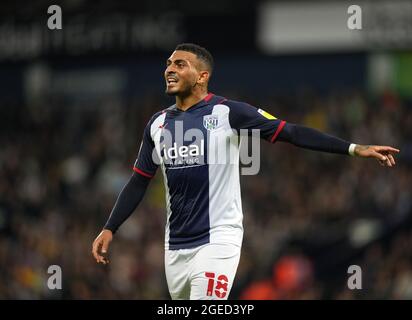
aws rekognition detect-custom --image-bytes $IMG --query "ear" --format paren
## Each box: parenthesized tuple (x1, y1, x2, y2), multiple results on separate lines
(197, 71, 210, 85)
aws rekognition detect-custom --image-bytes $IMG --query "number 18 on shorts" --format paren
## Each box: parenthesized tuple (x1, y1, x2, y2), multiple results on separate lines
(165, 243, 241, 300)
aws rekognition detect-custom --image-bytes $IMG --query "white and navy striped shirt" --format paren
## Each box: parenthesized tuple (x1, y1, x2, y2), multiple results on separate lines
(133, 93, 285, 250)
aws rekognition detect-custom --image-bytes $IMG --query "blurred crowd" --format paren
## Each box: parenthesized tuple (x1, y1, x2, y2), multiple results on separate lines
(0, 89, 411, 299)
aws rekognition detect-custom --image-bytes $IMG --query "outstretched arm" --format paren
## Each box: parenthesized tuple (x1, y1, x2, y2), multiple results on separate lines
(92, 172, 151, 264)
(223, 100, 399, 166)
(277, 123, 399, 167)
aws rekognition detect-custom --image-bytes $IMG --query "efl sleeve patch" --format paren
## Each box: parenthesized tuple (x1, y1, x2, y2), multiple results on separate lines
(257, 108, 277, 120)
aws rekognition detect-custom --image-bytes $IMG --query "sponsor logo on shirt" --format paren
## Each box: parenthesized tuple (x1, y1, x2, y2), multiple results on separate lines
(162, 141, 205, 162)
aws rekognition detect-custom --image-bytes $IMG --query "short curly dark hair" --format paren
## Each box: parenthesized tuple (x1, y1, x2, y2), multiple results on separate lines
(175, 43, 214, 74)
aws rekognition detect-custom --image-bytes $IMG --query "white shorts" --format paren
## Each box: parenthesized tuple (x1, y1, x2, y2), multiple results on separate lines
(165, 243, 241, 300)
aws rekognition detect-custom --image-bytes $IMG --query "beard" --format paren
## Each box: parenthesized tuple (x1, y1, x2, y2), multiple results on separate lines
(165, 89, 177, 96)
(165, 82, 192, 97)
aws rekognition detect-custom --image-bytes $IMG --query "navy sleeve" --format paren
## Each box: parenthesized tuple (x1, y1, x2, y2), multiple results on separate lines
(133, 117, 159, 178)
(104, 172, 151, 234)
(226, 100, 286, 142)
(278, 123, 351, 155)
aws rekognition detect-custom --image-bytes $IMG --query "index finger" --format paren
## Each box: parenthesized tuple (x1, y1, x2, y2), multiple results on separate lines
(376, 146, 400, 153)
(92, 240, 103, 262)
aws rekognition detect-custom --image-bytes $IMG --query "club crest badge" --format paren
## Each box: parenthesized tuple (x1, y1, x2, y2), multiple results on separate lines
(203, 115, 219, 131)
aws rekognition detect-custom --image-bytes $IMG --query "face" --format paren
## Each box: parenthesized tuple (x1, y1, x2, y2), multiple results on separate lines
(164, 50, 208, 96)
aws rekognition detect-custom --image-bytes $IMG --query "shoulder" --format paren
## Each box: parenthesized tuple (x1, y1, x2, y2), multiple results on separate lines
(205, 94, 250, 108)
(147, 105, 173, 125)
(227, 100, 253, 108)
(221, 99, 259, 117)
(206, 93, 253, 109)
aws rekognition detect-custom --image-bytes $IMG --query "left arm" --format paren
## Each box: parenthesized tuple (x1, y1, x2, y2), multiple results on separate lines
(224, 100, 399, 167)
(278, 123, 400, 167)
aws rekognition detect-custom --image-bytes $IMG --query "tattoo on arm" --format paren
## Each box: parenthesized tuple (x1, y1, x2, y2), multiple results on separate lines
(355, 145, 370, 153)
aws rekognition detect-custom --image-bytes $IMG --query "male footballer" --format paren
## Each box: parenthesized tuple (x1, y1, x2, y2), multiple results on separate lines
(92, 43, 399, 300)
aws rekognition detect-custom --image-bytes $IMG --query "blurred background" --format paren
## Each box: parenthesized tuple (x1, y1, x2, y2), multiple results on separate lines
(1, 0, 412, 299)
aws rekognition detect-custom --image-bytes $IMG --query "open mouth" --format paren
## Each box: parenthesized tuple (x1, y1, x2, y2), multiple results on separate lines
(166, 76, 178, 85)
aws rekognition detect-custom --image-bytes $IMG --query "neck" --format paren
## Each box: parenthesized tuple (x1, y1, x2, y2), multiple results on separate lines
(175, 89, 209, 111)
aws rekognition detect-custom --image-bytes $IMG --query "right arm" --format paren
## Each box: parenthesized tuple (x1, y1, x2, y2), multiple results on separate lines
(92, 172, 151, 264)
(104, 172, 151, 233)
(92, 114, 160, 264)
